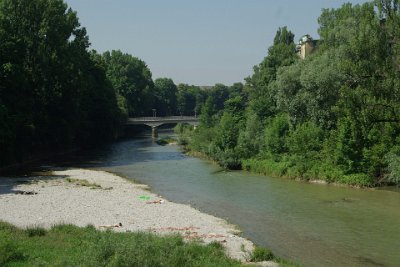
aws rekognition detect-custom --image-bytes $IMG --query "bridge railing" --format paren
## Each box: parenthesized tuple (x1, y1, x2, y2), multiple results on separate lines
(128, 116, 198, 122)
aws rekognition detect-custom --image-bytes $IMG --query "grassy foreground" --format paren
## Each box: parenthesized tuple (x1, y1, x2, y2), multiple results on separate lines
(0, 221, 302, 267)
(0, 221, 247, 267)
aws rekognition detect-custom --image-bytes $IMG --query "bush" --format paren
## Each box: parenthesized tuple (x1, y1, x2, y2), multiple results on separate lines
(242, 158, 289, 177)
(250, 246, 274, 262)
(287, 121, 324, 156)
(309, 162, 344, 183)
(385, 152, 400, 185)
(264, 114, 290, 154)
(338, 173, 374, 187)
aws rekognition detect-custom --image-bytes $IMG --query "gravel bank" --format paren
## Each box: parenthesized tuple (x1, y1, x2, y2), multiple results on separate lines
(0, 168, 257, 262)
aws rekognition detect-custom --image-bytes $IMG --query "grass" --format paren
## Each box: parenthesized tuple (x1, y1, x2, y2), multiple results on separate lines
(0, 221, 245, 267)
(0, 221, 303, 267)
(249, 246, 274, 262)
(65, 178, 107, 190)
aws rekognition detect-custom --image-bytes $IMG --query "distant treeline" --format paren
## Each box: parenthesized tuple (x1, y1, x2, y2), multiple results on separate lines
(179, 0, 400, 186)
(0, 0, 238, 167)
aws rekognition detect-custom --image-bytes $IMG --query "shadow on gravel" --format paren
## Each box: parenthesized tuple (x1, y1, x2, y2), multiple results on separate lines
(0, 170, 68, 196)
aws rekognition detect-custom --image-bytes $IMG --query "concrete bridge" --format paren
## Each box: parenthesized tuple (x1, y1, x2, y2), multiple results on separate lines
(126, 116, 199, 138)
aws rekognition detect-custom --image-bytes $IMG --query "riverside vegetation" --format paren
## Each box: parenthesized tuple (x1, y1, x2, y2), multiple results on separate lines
(1, 0, 399, 265)
(0, 221, 243, 266)
(0, 221, 301, 266)
(177, 0, 400, 187)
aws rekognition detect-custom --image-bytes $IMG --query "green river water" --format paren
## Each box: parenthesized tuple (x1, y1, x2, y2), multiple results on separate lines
(64, 131, 400, 267)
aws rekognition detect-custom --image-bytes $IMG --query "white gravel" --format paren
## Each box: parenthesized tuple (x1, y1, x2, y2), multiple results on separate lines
(0, 168, 257, 262)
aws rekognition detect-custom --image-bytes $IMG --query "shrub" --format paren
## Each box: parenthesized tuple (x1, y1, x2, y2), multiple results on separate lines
(250, 246, 274, 262)
(385, 152, 400, 185)
(264, 114, 290, 154)
(287, 121, 324, 156)
(338, 173, 374, 187)
(242, 158, 289, 177)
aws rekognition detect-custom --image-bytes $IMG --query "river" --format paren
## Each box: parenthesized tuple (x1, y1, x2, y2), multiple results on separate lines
(61, 130, 400, 267)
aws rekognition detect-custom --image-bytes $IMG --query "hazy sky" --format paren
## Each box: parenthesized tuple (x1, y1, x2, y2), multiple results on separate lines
(64, 0, 368, 86)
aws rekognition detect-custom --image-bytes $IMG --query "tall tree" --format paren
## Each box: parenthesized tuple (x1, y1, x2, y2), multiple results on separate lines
(246, 26, 297, 120)
(102, 50, 154, 116)
(0, 0, 122, 166)
(153, 78, 178, 116)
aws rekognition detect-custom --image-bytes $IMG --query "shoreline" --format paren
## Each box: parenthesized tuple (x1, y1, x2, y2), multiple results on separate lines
(0, 167, 272, 264)
(184, 147, 384, 190)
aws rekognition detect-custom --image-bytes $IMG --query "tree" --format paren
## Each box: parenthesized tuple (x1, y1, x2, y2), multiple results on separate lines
(153, 78, 178, 116)
(247, 26, 298, 120)
(200, 96, 216, 127)
(0, 0, 122, 166)
(176, 84, 204, 116)
(102, 50, 154, 117)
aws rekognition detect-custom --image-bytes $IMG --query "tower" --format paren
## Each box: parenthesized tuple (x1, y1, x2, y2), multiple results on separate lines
(296, 34, 317, 59)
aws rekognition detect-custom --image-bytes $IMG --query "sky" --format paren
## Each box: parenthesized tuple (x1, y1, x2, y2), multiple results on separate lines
(64, 0, 369, 86)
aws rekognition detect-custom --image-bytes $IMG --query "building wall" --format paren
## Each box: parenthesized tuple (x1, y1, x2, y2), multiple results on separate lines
(300, 42, 315, 59)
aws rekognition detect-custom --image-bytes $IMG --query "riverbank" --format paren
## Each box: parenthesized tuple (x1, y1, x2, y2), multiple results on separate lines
(182, 145, 378, 189)
(0, 168, 279, 265)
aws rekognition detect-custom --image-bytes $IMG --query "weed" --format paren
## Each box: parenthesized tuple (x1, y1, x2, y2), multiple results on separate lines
(66, 178, 102, 189)
(26, 227, 46, 237)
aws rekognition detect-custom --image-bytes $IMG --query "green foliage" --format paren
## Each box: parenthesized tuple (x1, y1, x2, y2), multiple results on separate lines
(385, 149, 400, 185)
(250, 246, 275, 262)
(26, 227, 46, 237)
(0, 0, 124, 166)
(264, 114, 290, 155)
(242, 158, 289, 177)
(200, 96, 216, 127)
(102, 50, 154, 117)
(0, 239, 25, 265)
(176, 84, 205, 116)
(180, 2, 400, 187)
(334, 116, 363, 173)
(224, 96, 245, 118)
(338, 173, 374, 187)
(247, 27, 298, 120)
(153, 78, 178, 116)
(0, 221, 243, 267)
(236, 111, 264, 159)
(215, 113, 241, 151)
(287, 122, 324, 156)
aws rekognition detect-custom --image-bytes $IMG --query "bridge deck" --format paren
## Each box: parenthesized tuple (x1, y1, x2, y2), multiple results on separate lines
(126, 116, 199, 126)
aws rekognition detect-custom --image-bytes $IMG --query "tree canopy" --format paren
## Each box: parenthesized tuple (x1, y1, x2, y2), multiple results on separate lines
(182, 1, 400, 187)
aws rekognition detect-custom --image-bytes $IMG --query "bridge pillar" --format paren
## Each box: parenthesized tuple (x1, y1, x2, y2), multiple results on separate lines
(152, 126, 158, 138)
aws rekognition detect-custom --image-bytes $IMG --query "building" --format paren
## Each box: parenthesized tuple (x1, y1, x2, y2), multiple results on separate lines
(296, 34, 318, 59)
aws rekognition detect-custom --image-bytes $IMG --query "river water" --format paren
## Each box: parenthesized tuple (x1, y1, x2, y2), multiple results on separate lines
(64, 131, 400, 267)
